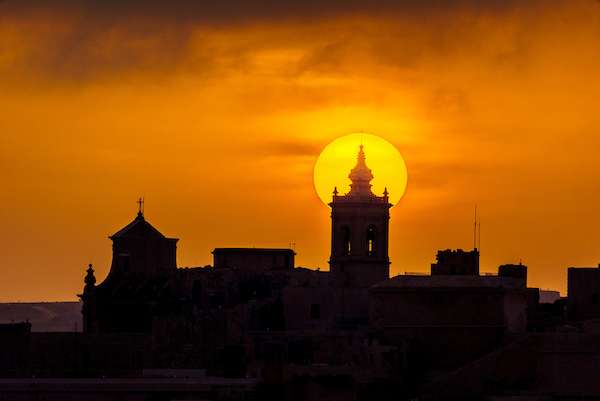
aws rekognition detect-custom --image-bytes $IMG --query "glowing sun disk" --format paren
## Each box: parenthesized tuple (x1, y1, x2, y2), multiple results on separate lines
(313, 133, 408, 206)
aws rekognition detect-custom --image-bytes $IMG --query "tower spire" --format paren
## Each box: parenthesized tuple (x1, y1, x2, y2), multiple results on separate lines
(348, 145, 374, 197)
(329, 143, 392, 317)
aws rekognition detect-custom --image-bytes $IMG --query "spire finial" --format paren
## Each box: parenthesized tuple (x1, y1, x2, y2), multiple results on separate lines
(333, 186, 338, 196)
(84, 263, 96, 288)
(137, 197, 144, 218)
(347, 144, 374, 196)
(383, 187, 388, 196)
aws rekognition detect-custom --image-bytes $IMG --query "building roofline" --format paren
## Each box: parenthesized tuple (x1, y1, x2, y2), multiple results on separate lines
(212, 247, 295, 255)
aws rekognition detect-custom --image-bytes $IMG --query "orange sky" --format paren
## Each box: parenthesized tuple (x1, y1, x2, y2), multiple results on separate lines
(1, 0, 600, 300)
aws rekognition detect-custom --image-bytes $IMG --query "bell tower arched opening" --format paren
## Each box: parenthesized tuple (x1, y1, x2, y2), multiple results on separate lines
(366, 225, 376, 257)
(341, 226, 351, 256)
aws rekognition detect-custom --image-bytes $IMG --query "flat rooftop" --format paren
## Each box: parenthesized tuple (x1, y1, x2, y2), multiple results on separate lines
(212, 248, 295, 254)
(372, 274, 525, 289)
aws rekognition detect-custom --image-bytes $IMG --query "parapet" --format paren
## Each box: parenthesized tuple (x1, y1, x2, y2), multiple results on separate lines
(431, 248, 480, 276)
(212, 248, 295, 271)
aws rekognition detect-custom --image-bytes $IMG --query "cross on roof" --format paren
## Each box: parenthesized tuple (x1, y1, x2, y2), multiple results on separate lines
(137, 197, 144, 217)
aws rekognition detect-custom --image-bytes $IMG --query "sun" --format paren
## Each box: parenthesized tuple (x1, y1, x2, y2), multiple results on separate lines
(313, 133, 408, 206)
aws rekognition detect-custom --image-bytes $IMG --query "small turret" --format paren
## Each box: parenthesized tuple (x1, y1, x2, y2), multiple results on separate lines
(79, 263, 98, 333)
(84, 264, 96, 290)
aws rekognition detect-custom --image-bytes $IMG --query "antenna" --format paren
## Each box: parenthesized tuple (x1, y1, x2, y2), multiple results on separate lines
(478, 220, 481, 252)
(473, 205, 477, 250)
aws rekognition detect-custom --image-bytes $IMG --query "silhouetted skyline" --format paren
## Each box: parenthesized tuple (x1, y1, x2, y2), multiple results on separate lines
(0, 147, 590, 401)
(3, 2, 600, 400)
(2, 0, 600, 302)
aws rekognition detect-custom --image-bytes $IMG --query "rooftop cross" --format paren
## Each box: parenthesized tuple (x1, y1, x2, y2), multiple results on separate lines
(137, 197, 144, 217)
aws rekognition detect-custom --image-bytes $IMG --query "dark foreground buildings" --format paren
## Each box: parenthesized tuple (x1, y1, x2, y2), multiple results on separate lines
(1, 146, 600, 401)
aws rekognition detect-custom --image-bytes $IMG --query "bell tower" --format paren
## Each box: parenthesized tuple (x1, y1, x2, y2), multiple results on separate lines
(329, 145, 391, 288)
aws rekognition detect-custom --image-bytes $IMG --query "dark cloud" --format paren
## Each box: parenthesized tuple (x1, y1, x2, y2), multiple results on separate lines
(1, 0, 531, 23)
(0, 0, 558, 85)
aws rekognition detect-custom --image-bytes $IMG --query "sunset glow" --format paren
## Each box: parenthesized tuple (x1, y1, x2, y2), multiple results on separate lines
(313, 133, 408, 206)
(1, 1, 600, 300)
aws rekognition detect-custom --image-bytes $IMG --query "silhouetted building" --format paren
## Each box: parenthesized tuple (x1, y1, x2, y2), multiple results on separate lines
(370, 254, 529, 371)
(80, 210, 179, 334)
(328, 145, 391, 325)
(568, 264, 600, 321)
(213, 248, 295, 271)
(2, 145, 578, 401)
(0, 323, 31, 377)
(110, 209, 178, 276)
(329, 145, 391, 287)
(498, 263, 527, 280)
(431, 248, 479, 276)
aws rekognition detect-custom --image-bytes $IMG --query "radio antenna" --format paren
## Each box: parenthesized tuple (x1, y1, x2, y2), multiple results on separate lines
(473, 205, 477, 250)
(478, 220, 481, 252)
